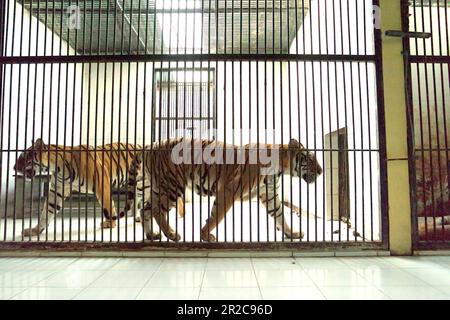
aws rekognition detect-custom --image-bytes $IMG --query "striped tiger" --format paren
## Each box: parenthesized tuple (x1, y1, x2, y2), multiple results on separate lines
(13, 139, 183, 237)
(121, 138, 323, 242)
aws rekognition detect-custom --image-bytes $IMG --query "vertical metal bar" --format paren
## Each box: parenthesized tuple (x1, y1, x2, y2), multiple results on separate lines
(4, 0, 20, 241)
(0, 0, 9, 242)
(200, 0, 205, 243)
(214, 0, 219, 242)
(11, 0, 26, 240)
(428, 0, 445, 241)
(435, 0, 450, 241)
(316, 0, 325, 242)
(355, 0, 366, 241)
(168, 0, 174, 244)
(363, 0, 375, 242)
(116, 0, 127, 243)
(272, 0, 276, 242)
(373, 0, 389, 247)
(343, 0, 357, 242)
(108, 0, 118, 243)
(405, 0, 421, 246)
(338, 0, 349, 241)
(231, 0, 235, 243)
(50, 0, 58, 243)
(148, 0, 158, 242)
(92, 1, 101, 243)
(80, 0, 86, 242)
(56, 0, 65, 242)
(238, 0, 243, 242)
(173, 0, 181, 243)
(296, 0, 304, 242)
(279, 0, 285, 243)
(264, 0, 269, 242)
(309, 0, 317, 242)
(125, 0, 136, 243)
(420, 0, 437, 240)
(68, 0, 77, 243)
(223, 0, 227, 243)
(65, 0, 74, 243)
(102, 0, 112, 243)
(303, 0, 310, 242)
(157, 1, 165, 242)
(256, 0, 260, 243)
(323, 0, 334, 242)
(412, 1, 428, 241)
(26, 0, 41, 242)
(206, 0, 212, 245)
(141, 0, 150, 243)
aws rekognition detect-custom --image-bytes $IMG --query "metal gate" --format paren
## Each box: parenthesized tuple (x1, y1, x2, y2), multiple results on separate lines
(403, 0, 450, 249)
(0, 0, 388, 251)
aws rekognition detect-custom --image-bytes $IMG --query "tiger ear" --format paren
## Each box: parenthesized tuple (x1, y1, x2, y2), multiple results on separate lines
(33, 138, 45, 150)
(289, 139, 301, 150)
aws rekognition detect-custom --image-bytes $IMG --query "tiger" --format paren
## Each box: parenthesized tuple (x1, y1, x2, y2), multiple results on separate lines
(13, 138, 184, 237)
(120, 138, 323, 242)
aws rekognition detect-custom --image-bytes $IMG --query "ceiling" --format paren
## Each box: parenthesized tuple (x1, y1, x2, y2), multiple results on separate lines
(21, 0, 311, 55)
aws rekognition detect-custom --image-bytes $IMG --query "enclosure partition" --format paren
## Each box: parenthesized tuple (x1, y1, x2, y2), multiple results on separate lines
(402, 0, 450, 249)
(0, 0, 388, 252)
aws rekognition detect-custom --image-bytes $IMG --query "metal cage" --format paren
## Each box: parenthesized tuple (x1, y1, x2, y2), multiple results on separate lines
(402, 0, 450, 249)
(0, 0, 388, 252)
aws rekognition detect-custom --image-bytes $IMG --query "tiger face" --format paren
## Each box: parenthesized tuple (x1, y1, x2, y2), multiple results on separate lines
(13, 139, 46, 179)
(289, 139, 323, 184)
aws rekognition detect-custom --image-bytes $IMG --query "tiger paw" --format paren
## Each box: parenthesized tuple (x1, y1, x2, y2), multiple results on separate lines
(167, 232, 181, 242)
(146, 232, 162, 241)
(101, 220, 116, 229)
(22, 227, 41, 237)
(286, 231, 304, 239)
(201, 232, 216, 242)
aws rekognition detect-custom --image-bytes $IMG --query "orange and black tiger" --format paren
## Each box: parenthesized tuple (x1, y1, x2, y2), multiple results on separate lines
(13, 139, 183, 237)
(121, 138, 322, 242)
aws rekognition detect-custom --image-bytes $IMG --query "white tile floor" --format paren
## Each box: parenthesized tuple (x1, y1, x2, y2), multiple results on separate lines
(0, 256, 449, 300)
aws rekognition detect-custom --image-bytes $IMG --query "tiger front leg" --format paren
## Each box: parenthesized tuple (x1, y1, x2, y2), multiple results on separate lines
(22, 184, 68, 237)
(260, 185, 304, 240)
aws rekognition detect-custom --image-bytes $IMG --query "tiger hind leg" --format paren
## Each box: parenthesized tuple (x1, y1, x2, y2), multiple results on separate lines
(200, 187, 235, 242)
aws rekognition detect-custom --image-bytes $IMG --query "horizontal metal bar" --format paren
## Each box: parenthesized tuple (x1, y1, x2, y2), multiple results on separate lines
(385, 30, 432, 39)
(409, 55, 450, 64)
(415, 242, 450, 251)
(26, 6, 303, 15)
(414, 148, 450, 152)
(0, 54, 378, 65)
(0, 148, 381, 152)
(0, 241, 387, 252)
(154, 117, 215, 121)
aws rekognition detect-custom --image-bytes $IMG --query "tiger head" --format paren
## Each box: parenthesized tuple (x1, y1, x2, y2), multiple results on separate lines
(13, 139, 47, 179)
(289, 139, 323, 184)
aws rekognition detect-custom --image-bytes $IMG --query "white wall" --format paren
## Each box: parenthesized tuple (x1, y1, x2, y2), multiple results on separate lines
(0, 0, 82, 213)
(82, 62, 154, 146)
